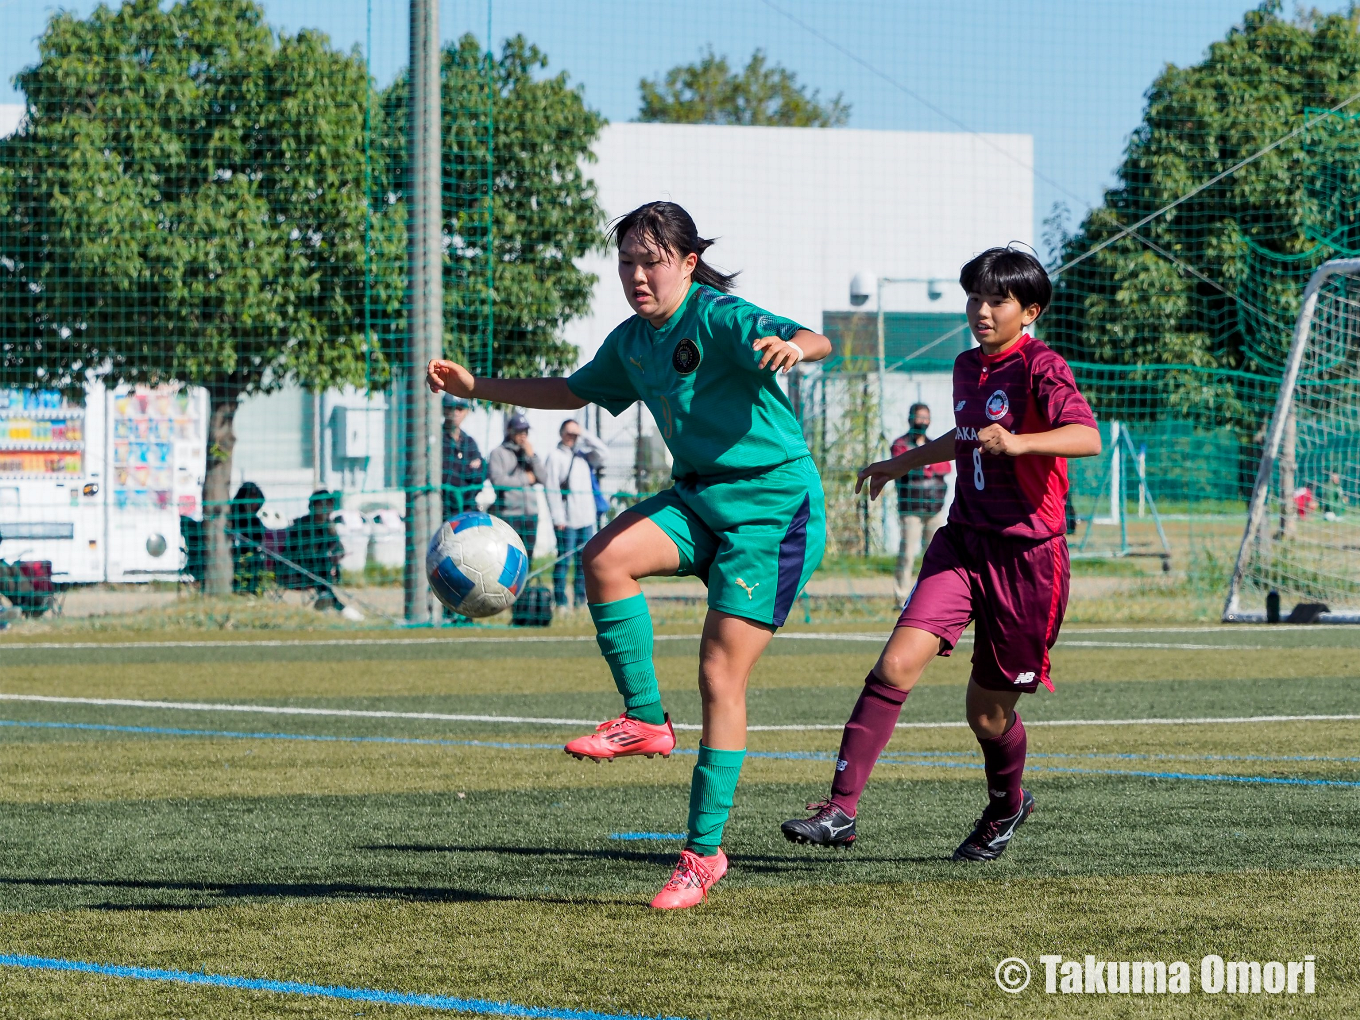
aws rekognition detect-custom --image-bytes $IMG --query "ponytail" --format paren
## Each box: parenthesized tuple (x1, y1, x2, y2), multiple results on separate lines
(610, 201, 739, 293)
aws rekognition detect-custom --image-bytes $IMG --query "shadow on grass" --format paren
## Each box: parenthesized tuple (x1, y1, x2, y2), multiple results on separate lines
(363, 843, 947, 869)
(0, 874, 586, 907)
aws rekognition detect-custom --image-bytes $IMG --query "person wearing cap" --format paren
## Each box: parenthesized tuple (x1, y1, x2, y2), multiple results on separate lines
(286, 489, 362, 620)
(441, 394, 484, 519)
(488, 412, 544, 556)
(543, 419, 609, 608)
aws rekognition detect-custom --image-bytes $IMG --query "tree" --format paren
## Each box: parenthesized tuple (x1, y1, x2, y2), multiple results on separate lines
(1047, 1, 1360, 398)
(378, 35, 606, 378)
(0, 0, 378, 594)
(639, 49, 850, 127)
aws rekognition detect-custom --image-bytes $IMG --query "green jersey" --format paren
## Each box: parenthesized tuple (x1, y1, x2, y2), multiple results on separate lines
(567, 283, 810, 478)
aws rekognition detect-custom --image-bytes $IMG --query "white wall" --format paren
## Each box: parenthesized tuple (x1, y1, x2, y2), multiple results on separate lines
(557, 121, 1030, 494)
(563, 122, 1032, 361)
(0, 105, 22, 138)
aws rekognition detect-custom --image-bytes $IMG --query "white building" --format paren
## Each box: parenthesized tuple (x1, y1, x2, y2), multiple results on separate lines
(0, 112, 1031, 573)
(488, 122, 1033, 552)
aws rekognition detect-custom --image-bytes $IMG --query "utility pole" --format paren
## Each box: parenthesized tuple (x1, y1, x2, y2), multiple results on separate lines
(404, 0, 442, 623)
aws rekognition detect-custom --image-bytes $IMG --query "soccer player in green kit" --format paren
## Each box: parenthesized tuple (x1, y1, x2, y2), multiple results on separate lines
(427, 201, 831, 909)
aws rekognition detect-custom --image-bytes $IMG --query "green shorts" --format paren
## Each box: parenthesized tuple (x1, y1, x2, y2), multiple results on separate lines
(629, 457, 826, 627)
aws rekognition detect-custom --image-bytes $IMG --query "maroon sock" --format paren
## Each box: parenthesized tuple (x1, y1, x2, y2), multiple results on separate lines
(978, 712, 1027, 819)
(828, 673, 910, 817)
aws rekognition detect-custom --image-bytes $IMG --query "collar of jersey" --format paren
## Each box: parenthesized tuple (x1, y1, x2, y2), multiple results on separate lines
(978, 331, 1032, 366)
(646, 282, 701, 340)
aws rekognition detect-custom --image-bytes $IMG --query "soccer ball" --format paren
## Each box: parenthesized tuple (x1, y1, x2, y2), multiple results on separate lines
(426, 512, 529, 618)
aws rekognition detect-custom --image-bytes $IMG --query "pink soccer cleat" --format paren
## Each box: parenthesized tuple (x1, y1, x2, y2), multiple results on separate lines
(564, 712, 676, 763)
(649, 848, 728, 910)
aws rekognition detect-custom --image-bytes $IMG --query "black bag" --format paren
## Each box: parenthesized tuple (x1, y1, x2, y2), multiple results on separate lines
(511, 584, 553, 627)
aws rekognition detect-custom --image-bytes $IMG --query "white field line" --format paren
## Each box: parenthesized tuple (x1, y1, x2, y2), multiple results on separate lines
(0, 693, 1356, 733)
(0, 632, 1292, 652)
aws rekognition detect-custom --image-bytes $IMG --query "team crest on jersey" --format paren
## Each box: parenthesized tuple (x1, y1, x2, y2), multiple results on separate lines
(985, 389, 1010, 420)
(672, 337, 701, 375)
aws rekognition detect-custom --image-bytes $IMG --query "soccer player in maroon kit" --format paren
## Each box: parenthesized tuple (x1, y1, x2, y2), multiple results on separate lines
(782, 247, 1102, 860)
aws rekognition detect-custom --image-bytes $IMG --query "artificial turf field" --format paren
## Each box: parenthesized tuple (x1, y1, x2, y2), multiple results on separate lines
(0, 623, 1357, 1018)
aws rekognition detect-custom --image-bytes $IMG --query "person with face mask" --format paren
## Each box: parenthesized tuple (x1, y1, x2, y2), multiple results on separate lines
(891, 403, 951, 603)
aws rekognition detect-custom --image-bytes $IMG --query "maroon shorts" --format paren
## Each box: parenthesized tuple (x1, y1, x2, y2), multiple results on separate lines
(896, 523, 1069, 693)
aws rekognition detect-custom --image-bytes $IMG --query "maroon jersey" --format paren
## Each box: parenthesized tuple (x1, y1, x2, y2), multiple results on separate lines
(949, 334, 1096, 538)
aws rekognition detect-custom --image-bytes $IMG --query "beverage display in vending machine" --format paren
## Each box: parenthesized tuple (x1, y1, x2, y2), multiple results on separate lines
(0, 383, 207, 583)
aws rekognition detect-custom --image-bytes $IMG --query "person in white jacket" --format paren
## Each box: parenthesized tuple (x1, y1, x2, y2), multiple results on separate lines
(543, 419, 608, 607)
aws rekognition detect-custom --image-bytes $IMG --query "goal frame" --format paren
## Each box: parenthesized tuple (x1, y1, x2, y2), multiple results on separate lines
(1223, 257, 1360, 623)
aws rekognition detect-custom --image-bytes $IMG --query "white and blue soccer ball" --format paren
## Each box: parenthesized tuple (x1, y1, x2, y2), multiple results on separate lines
(426, 512, 529, 618)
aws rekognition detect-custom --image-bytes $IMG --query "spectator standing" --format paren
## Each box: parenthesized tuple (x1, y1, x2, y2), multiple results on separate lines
(543, 419, 609, 608)
(1320, 470, 1349, 520)
(488, 413, 544, 557)
(891, 403, 952, 604)
(441, 394, 485, 520)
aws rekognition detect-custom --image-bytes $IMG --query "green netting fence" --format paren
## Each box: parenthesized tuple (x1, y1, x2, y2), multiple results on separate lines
(1, 0, 1358, 627)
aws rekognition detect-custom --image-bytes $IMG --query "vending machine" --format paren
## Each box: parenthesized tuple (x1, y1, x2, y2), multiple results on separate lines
(0, 383, 207, 583)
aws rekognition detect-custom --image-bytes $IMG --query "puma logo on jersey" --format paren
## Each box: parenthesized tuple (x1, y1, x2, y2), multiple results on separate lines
(1015, 671, 1036, 684)
(628, 356, 643, 370)
(955, 426, 979, 441)
(735, 578, 760, 599)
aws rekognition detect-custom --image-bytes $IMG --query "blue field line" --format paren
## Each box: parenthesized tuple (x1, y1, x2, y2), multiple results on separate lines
(4, 718, 1357, 789)
(0, 954, 684, 1019)
(875, 756, 1360, 788)
(880, 749, 1360, 765)
(609, 833, 686, 841)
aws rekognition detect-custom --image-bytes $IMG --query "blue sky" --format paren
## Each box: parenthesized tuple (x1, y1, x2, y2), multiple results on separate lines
(2, 0, 1351, 242)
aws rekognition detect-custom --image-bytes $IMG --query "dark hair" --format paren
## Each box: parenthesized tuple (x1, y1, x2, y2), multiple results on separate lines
(959, 247, 1052, 313)
(233, 481, 265, 504)
(908, 402, 930, 418)
(610, 201, 738, 293)
(229, 482, 265, 530)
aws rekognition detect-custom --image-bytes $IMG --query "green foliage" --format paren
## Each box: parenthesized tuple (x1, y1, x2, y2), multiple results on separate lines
(0, 0, 377, 400)
(379, 35, 606, 378)
(1048, 2, 1360, 391)
(638, 48, 850, 127)
(0, 0, 378, 594)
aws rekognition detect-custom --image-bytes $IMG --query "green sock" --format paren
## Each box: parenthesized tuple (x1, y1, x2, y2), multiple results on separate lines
(589, 594, 665, 725)
(685, 744, 746, 856)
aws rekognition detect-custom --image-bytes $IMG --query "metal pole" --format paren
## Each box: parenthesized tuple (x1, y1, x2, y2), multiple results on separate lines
(404, 0, 442, 624)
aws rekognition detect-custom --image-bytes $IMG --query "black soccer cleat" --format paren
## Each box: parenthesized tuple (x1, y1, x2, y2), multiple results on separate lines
(781, 800, 857, 848)
(952, 789, 1034, 861)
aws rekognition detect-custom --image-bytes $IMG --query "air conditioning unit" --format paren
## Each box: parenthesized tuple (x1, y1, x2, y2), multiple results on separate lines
(334, 406, 373, 461)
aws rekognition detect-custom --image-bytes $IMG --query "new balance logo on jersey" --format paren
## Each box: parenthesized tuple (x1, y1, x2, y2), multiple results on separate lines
(955, 426, 979, 441)
(1015, 671, 1036, 685)
(956, 400, 967, 411)
(735, 578, 760, 599)
(835, 758, 849, 772)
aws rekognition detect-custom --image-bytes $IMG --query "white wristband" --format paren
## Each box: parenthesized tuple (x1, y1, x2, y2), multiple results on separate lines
(784, 340, 805, 365)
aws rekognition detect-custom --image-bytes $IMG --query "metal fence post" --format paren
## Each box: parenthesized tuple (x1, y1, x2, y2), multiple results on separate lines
(404, 0, 442, 624)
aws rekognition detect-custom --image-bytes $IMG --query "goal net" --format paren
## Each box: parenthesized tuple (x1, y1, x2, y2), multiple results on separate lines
(1224, 258, 1360, 622)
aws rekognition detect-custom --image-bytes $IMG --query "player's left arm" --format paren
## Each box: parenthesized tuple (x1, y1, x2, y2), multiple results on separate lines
(752, 328, 832, 374)
(977, 422, 1102, 458)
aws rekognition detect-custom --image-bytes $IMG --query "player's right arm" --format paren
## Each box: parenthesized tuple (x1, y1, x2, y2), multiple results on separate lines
(856, 433, 957, 500)
(427, 359, 587, 410)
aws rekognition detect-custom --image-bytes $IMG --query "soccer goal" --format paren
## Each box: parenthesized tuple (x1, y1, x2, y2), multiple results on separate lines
(1224, 258, 1360, 623)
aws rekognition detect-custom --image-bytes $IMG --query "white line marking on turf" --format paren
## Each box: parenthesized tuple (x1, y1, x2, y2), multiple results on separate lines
(0, 632, 1292, 652)
(1, 693, 1355, 732)
(0, 694, 604, 728)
